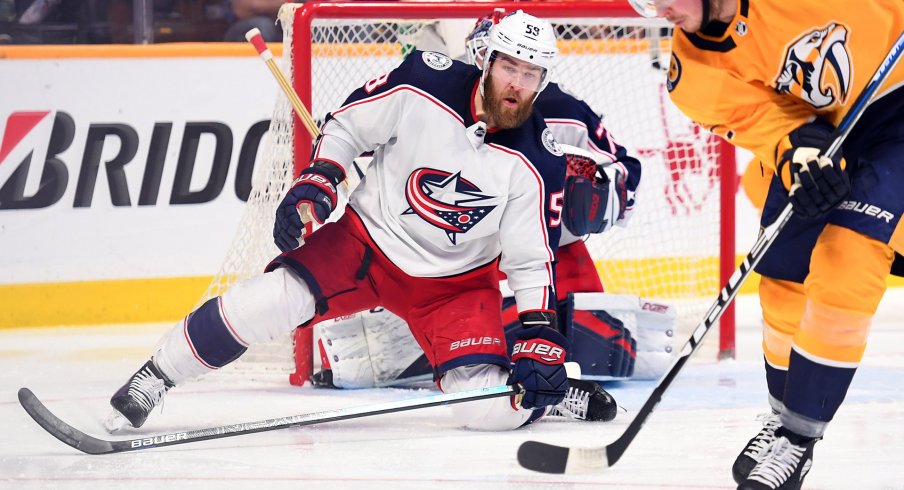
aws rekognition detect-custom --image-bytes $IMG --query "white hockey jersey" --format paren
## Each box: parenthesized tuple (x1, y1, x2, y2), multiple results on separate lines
(312, 51, 567, 313)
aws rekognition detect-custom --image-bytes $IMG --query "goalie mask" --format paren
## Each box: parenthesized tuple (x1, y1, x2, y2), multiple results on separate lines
(478, 10, 558, 98)
(465, 8, 505, 68)
(628, 0, 657, 18)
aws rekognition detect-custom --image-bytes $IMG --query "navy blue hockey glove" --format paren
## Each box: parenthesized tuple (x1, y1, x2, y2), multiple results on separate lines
(273, 161, 344, 252)
(507, 311, 570, 410)
(776, 119, 849, 219)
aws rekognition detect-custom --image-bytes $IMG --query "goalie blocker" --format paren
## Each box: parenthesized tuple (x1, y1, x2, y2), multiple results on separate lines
(312, 292, 676, 389)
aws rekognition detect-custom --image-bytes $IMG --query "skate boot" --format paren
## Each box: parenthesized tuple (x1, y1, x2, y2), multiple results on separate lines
(547, 378, 617, 422)
(737, 427, 818, 490)
(311, 368, 337, 388)
(732, 412, 781, 483)
(103, 360, 175, 432)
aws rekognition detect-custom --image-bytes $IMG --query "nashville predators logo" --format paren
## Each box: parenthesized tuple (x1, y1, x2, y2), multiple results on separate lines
(403, 168, 497, 244)
(774, 23, 852, 109)
(666, 53, 682, 92)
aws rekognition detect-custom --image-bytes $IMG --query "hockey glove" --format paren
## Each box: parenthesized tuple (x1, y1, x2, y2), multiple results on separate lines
(776, 119, 849, 219)
(562, 164, 627, 236)
(273, 161, 345, 252)
(507, 311, 570, 410)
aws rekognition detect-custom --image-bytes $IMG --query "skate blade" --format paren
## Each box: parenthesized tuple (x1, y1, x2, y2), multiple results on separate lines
(102, 410, 130, 433)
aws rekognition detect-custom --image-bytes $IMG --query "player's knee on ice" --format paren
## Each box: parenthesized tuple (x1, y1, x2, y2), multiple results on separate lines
(440, 364, 538, 431)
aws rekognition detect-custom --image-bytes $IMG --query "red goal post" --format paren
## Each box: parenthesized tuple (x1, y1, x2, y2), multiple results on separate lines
(206, 1, 737, 385)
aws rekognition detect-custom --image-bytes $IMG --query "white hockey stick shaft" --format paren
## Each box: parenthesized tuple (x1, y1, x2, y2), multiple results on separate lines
(19, 385, 516, 455)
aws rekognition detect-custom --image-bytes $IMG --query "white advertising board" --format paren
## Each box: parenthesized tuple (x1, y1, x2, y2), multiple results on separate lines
(0, 56, 281, 283)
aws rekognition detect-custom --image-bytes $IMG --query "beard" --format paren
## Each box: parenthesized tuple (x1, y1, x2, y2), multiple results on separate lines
(483, 72, 534, 129)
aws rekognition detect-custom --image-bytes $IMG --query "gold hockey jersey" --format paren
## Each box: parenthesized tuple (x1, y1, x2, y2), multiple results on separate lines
(667, 0, 904, 171)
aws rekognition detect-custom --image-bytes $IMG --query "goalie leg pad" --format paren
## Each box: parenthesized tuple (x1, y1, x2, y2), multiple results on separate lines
(315, 314, 375, 389)
(361, 308, 433, 386)
(566, 293, 677, 381)
(565, 305, 635, 380)
(315, 308, 432, 389)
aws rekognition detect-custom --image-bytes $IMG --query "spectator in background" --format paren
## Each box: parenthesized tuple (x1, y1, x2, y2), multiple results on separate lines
(0, 0, 110, 44)
(224, 0, 289, 42)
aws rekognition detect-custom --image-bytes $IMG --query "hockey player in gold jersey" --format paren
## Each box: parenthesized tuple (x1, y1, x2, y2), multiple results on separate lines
(630, 0, 904, 489)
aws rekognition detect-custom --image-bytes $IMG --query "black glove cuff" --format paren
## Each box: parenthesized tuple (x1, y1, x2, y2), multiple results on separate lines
(518, 310, 557, 329)
(304, 160, 345, 187)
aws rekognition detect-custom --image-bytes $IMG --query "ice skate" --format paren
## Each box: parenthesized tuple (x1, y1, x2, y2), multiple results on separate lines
(104, 360, 174, 432)
(311, 368, 337, 388)
(546, 378, 617, 422)
(737, 427, 818, 490)
(732, 412, 781, 483)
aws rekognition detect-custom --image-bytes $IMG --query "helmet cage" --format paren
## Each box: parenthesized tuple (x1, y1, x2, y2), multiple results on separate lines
(465, 8, 505, 68)
(465, 19, 493, 67)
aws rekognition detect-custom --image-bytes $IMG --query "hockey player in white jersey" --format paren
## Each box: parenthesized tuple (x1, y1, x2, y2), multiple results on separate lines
(104, 11, 572, 432)
(310, 10, 655, 423)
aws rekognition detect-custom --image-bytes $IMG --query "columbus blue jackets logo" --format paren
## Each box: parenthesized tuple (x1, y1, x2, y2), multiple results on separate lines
(774, 23, 852, 109)
(403, 168, 497, 244)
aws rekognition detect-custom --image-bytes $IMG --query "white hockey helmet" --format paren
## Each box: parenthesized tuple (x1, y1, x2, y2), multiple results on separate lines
(479, 10, 558, 96)
(628, 0, 657, 18)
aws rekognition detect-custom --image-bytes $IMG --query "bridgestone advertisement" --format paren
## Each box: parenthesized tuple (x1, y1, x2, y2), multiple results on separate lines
(1, 57, 278, 283)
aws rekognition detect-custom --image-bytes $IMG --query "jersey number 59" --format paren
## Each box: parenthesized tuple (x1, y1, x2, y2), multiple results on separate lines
(549, 190, 564, 227)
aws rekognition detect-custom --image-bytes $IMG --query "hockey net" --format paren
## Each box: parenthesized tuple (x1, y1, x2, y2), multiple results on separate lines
(200, 1, 737, 384)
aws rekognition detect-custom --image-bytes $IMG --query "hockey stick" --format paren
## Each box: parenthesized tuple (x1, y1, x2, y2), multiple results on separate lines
(245, 27, 319, 226)
(245, 28, 320, 139)
(18, 385, 515, 455)
(517, 30, 904, 474)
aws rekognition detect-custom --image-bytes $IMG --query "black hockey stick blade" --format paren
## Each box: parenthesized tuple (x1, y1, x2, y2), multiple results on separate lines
(18, 388, 116, 455)
(517, 30, 904, 474)
(19, 384, 515, 455)
(518, 441, 576, 473)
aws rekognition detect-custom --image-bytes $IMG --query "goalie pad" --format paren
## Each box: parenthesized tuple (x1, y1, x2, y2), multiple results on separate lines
(314, 292, 676, 388)
(568, 292, 676, 380)
(561, 293, 634, 380)
(314, 308, 432, 389)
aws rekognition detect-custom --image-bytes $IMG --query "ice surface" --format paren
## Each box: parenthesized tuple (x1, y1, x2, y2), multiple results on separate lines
(2, 292, 903, 489)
